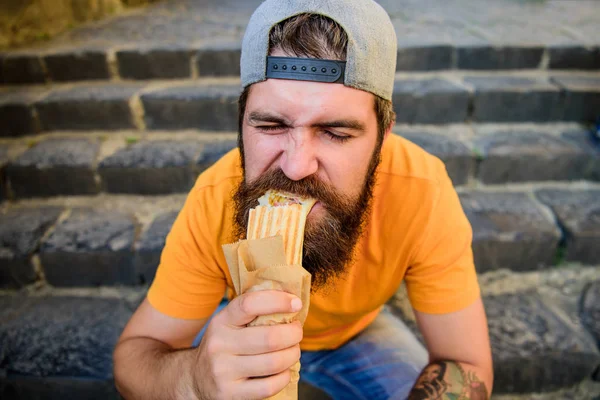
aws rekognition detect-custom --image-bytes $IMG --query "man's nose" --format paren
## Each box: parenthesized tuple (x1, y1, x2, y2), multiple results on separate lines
(280, 131, 319, 181)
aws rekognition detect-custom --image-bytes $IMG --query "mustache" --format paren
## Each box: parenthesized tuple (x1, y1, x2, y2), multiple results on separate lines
(235, 168, 353, 213)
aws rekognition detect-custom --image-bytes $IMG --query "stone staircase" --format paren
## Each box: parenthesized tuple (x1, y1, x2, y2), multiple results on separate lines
(1, 0, 600, 399)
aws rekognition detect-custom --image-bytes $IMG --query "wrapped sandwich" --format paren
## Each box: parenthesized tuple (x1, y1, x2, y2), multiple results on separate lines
(222, 190, 316, 399)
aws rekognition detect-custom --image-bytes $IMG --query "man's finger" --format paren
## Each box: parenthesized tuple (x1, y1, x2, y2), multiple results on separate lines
(226, 321, 303, 355)
(236, 369, 292, 400)
(233, 344, 301, 379)
(223, 290, 302, 327)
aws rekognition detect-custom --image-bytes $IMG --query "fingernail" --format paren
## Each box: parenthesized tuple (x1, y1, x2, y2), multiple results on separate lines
(291, 298, 302, 311)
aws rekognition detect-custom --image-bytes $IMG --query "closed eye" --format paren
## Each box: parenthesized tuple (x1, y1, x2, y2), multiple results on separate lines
(324, 130, 351, 143)
(256, 125, 287, 133)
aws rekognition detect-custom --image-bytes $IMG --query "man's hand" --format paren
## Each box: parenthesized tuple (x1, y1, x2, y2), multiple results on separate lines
(193, 290, 304, 400)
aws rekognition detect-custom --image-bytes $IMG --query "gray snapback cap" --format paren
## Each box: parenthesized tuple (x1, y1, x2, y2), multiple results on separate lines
(241, 0, 398, 101)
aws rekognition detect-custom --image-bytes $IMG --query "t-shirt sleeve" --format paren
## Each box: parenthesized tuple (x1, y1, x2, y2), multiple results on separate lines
(147, 184, 227, 320)
(404, 163, 480, 315)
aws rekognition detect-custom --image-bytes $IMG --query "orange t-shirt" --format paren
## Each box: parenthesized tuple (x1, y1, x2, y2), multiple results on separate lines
(147, 134, 480, 351)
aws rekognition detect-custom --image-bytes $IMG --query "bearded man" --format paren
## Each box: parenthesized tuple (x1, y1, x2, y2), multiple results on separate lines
(113, 1, 493, 399)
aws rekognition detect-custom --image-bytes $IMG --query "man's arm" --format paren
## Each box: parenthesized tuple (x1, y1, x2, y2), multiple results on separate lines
(113, 291, 304, 400)
(113, 298, 208, 399)
(408, 298, 493, 400)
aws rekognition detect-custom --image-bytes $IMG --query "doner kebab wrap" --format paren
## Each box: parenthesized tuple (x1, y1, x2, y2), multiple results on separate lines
(222, 190, 316, 400)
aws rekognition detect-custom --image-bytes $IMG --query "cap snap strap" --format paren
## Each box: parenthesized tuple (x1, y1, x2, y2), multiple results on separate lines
(266, 56, 346, 84)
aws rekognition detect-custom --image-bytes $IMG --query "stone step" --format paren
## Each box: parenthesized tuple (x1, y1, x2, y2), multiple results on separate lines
(1, 266, 599, 399)
(391, 266, 600, 396)
(0, 124, 598, 200)
(0, 0, 599, 85)
(2, 43, 599, 86)
(1, 183, 599, 290)
(1, 72, 599, 138)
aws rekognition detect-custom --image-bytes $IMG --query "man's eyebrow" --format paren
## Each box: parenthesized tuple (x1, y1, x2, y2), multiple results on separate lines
(247, 111, 290, 125)
(313, 119, 366, 131)
(247, 112, 365, 131)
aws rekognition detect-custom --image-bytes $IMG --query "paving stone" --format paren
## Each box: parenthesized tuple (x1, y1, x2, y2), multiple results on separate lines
(1, 54, 46, 84)
(548, 46, 600, 70)
(134, 211, 178, 283)
(35, 84, 141, 131)
(99, 140, 202, 194)
(196, 44, 241, 77)
(466, 76, 563, 122)
(0, 377, 120, 400)
(0, 295, 133, 399)
(551, 76, 600, 123)
(0, 90, 40, 137)
(392, 78, 470, 124)
(196, 139, 238, 172)
(460, 191, 561, 272)
(44, 49, 111, 82)
(457, 46, 544, 70)
(117, 47, 192, 79)
(474, 130, 593, 183)
(485, 291, 600, 394)
(40, 208, 137, 286)
(0, 207, 62, 288)
(142, 84, 239, 131)
(0, 145, 7, 202)
(581, 281, 600, 350)
(536, 189, 600, 265)
(396, 132, 473, 186)
(561, 129, 600, 182)
(5, 139, 100, 198)
(396, 45, 453, 71)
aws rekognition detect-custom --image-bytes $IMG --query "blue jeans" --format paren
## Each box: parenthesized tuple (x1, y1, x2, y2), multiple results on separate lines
(193, 301, 428, 400)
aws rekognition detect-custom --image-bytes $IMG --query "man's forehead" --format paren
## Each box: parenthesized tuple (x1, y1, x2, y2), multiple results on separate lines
(246, 78, 376, 124)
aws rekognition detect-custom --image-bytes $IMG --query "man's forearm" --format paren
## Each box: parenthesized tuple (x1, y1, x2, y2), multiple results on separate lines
(114, 337, 199, 400)
(408, 361, 491, 400)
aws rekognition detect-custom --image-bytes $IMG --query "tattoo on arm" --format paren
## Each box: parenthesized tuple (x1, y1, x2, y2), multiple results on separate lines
(408, 361, 488, 400)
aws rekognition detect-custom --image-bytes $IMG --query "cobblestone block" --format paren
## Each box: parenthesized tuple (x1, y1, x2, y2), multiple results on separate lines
(460, 191, 561, 272)
(457, 46, 544, 70)
(35, 84, 141, 131)
(0, 207, 62, 288)
(581, 281, 600, 349)
(0, 294, 133, 398)
(40, 209, 137, 286)
(0, 145, 7, 202)
(393, 78, 470, 124)
(1, 377, 120, 400)
(142, 85, 239, 130)
(5, 139, 100, 198)
(44, 50, 111, 82)
(551, 76, 600, 122)
(196, 140, 238, 172)
(466, 76, 563, 122)
(134, 211, 178, 283)
(456, 46, 544, 70)
(396, 45, 453, 71)
(397, 132, 473, 186)
(0, 90, 40, 137)
(485, 292, 600, 393)
(1, 54, 46, 84)
(117, 47, 192, 79)
(536, 189, 600, 265)
(99, 140, 202, 194)
(196, 45, 241, 77)
(561, 129, 600, 181)
(548, 46, 600, 70)
(474, 130, 592, 183)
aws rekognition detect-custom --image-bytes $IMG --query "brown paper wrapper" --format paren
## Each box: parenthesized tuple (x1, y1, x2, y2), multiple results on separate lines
(222, 235, 311, 400)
